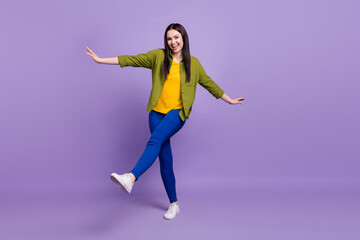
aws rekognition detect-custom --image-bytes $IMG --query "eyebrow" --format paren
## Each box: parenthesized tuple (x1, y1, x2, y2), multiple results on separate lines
(167, 35, 179, 39)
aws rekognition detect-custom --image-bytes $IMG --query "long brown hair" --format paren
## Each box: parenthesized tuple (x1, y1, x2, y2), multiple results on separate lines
(161, 23, 191, 83)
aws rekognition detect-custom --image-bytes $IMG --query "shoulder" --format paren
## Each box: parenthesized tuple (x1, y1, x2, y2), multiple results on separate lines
(146, 48, 165, 57)
(190, 55, 199, 62)
(190, 55, 202, 68)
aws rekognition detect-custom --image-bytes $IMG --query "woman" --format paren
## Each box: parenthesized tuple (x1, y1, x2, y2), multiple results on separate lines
(86, 23, 244, 220)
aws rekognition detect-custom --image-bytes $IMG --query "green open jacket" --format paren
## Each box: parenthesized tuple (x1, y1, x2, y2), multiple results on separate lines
(117, 48, 224, 121)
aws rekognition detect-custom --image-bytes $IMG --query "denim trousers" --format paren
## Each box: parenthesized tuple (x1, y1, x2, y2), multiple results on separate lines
(130, 109, 186, 203)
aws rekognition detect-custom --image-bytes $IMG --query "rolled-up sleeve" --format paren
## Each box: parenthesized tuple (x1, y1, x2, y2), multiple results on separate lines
(197, 59, 224, 99)
(118, 49, 158, 69)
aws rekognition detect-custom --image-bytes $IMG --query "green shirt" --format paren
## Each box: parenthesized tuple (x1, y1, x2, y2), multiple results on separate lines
(118, 48, 224, 121)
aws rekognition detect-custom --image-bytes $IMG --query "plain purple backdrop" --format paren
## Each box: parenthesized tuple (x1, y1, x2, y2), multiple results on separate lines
(1, 0, 359, 239)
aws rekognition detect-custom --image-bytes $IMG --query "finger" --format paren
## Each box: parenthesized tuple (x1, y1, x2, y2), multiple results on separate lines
(87, 50, 94, 55)
(86, 47, 94, 54)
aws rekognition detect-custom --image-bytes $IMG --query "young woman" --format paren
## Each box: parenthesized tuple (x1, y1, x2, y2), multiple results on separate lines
(86, 23, 244, 220)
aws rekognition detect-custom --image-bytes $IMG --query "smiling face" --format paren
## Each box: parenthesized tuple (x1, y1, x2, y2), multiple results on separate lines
(167, 29, 184, 55)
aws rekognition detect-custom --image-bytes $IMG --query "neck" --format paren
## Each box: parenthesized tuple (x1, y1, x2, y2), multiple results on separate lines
(172, 51, 183, 62)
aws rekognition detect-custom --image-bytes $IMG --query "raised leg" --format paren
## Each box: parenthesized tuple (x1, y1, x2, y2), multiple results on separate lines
(129, 109, 186, 185)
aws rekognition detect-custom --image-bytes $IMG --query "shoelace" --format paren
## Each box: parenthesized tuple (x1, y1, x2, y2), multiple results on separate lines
(167, 204, 178, 213)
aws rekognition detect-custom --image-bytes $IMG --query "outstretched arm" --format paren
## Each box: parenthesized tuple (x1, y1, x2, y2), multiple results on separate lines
(220, 93, 245, 105)
(86, 47, 119, 64)
(196, 58, 245, 104)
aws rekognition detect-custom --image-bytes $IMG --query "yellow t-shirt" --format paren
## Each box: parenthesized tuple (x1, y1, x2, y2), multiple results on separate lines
(152, 61, 183, 114)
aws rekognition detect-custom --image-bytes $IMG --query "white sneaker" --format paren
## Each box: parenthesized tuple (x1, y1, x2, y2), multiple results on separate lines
(163, 203, 180, 220)
(110, 173, 134, 194)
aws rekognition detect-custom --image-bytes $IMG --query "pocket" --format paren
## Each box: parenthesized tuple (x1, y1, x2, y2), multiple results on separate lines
(183, 83, 196, 98)
(185, 82, 195, 87)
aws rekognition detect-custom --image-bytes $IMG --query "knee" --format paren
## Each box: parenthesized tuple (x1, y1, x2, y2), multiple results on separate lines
(147, 136, 161, 148)
(148, 132, 166, 146)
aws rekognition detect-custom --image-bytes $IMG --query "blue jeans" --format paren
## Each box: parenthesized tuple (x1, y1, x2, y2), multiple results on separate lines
(130, 109, 186, 203)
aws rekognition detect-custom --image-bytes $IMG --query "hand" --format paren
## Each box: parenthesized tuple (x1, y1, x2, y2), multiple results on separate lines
(230, 97, 245, 105)
(86, 46, 102, 63)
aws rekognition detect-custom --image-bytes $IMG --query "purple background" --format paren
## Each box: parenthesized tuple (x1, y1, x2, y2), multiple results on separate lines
(1, 0, 359, 239)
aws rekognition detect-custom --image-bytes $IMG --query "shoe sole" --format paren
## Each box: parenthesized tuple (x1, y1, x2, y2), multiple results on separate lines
(110, 173, 130, 194)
